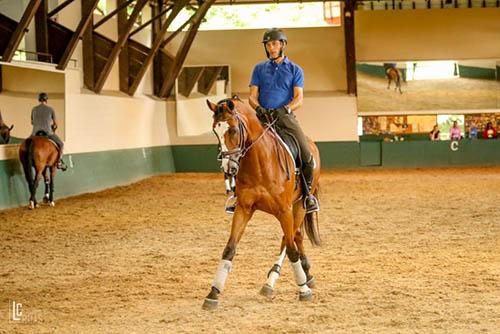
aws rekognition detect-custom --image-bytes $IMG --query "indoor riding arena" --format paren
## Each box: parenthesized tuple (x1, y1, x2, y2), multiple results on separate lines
(1, 1, 499, 333)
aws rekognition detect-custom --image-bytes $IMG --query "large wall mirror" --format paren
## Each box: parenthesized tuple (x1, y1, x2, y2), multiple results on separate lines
(0, 63, 65, 145)
(357, 59, 500, 140)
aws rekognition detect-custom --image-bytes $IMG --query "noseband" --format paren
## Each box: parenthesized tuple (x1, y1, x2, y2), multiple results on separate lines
(213, 112, 248, 172)
(213, 102, 275, 174)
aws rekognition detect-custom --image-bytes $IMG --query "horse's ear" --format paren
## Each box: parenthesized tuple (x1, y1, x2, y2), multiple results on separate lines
(206, 100, 217, 113)
(9, 125, 13, 130)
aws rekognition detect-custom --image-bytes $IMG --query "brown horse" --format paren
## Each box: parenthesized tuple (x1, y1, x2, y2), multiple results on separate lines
(384, 65, 403, 94)
(19, 136, 60, 209)
(202, 97, 321, 310)
(0, 124, 14, 144)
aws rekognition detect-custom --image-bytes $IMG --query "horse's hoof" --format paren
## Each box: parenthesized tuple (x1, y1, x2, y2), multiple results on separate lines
(28, 201, 35, 210)
(306, 277, 316, 289)
(299, 289, 313, 302)
(259, 284, 273, 298)
(43, 196, 49, 203)
(50, 201, 55, 207)
(202, 298, 219, 311)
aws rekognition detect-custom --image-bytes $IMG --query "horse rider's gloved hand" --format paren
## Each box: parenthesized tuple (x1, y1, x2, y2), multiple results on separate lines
(256, 106, 273, 122)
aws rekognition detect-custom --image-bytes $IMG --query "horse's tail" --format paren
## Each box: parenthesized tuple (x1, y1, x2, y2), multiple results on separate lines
(302, 185, 321, 246)
(22, 138, 34, 185)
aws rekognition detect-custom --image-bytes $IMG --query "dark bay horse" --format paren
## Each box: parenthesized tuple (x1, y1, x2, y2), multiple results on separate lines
(0, 124, 14, 144)
(384, 64, 403, 94)
(202, 97, 321, 310)
(19, 136, 60, 209)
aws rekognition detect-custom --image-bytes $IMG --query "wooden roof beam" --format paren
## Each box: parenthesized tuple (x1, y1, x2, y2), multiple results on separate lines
(93, 0, 134, 30)
(128, 4, 173, 38)
(48, 0, 76, 18)
(56, 0, 100, 70)
(2, 0, 43, 62)
(344, 0, 357, 95)
(128, 0, 190, 96)
(94, 0, 148, 93)
(159, 0, 216, 98)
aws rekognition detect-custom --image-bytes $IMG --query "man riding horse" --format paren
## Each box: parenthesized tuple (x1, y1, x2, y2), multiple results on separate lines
(225, 28, 319, 214)
(31, 92, 67, 170)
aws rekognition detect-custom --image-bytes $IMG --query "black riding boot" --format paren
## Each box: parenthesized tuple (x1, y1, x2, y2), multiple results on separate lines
(302, 159, 319, 213)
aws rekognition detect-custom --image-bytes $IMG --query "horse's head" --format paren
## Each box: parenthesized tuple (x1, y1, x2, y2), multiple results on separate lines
(207, 98, 248, 177)
(0, 124, 14, 144)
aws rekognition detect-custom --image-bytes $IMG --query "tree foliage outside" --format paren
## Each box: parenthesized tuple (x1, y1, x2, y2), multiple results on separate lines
(170, 2, 340, 31)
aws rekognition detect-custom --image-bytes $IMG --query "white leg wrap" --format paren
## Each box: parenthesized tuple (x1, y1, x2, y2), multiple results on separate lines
(265, 248, 287, 288)
(290, 260, 307, 286)
(212, 259, 232, 292)
(299, 283, 312, 294)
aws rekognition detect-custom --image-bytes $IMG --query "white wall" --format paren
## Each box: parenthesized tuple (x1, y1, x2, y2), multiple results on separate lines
(0, 62, 65, 139)
(64, 69, 171, 153)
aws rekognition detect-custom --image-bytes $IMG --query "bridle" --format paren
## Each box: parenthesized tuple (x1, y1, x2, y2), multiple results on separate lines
(213, 102, 276, 176)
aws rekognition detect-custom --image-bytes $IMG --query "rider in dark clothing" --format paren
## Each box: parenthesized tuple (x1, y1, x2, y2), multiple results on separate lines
(31, 92, 67, 170)
(249, 28, 319, 213)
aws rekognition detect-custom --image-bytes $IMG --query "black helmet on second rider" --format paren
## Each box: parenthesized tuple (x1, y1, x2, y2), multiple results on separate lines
(38, 92, 48, 102)
(262, 28, 287, 60)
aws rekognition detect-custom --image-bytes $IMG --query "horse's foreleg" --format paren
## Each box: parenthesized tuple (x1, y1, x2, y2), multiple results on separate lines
(387, 78, 391, 89)
(202, 207, 254, 310)
(259, 239, 287, 298)
(281, 211, 312, 301)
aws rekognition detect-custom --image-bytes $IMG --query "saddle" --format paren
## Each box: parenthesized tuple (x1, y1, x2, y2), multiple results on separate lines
(273, 127, 301, 171)
(34, 131, 60, 152)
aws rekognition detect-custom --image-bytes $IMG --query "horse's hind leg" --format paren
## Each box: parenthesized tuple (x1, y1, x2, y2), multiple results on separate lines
(202, 206, 255, 310)
(280, 210, 313, 301)
(292, 203, 315, 288)
(294, 230, 315, 288)
(43, 168, 50, 204)
(30, 168, 42, 209)
(259, 239, 287, 298)
(48, 167, 55, 206)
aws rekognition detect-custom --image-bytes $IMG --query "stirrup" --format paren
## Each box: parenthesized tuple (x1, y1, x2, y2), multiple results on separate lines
(304, 195, 320, 213)
(225, 195, 236, 214)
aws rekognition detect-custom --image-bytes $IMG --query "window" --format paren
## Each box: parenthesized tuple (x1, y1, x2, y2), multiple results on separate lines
(169, 2, 341, 31)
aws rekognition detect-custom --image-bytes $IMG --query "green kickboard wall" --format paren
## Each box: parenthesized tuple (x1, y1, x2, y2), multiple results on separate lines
(0, 146, 175, 209)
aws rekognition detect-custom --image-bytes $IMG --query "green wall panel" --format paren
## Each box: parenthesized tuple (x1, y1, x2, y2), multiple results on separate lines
(458, 65, 496, 80)
(316, 141, 360, 168)
(360, 141, 381, 166)
(171, 144, 220, 172)
(382, 140, 500, 167)
(0, 146, 175, 209)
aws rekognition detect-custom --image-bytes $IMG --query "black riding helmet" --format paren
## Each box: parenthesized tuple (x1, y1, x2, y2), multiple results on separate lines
(38, 92, 48, 102)
(262, 28, 287, 60)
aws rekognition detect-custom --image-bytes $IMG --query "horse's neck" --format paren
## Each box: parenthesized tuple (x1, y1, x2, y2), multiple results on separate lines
(239, 123, 289, 182)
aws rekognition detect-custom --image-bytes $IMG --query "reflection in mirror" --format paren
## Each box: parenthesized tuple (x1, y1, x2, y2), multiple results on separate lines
(359, 113, 500, 141)
(356, 59, 500, 112)
(0, 63, 65, 145)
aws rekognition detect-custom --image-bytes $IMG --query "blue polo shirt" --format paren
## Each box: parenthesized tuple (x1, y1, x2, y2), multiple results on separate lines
(249, 57, 304, 109)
